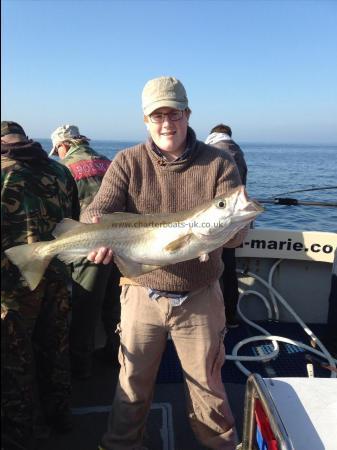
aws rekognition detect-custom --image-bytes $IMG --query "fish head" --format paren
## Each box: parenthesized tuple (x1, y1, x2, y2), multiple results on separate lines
(190, 186, 263, 239)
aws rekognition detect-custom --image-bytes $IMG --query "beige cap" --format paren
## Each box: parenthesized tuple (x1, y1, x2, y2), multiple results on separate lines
(49, 124, 89, 156)
(142, 76, 188, 116)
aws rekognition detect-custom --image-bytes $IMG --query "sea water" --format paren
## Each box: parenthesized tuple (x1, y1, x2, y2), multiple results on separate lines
(39, 139, 337, 233)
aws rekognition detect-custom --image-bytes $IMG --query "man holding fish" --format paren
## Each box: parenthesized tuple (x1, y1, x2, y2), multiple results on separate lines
(81, 76, 262, 450)
(5, 77, 262, 449)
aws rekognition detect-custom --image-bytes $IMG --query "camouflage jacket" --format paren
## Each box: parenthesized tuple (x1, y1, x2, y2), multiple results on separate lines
(62, 144, 110, 212)
(1, 140, 80, 295)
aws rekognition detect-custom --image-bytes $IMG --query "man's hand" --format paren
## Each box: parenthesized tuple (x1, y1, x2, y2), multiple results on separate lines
(87, 216, 114, 264)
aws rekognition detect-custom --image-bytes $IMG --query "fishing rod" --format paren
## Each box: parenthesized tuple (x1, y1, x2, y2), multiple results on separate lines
(257, 198, 337, 207)
(257, 185, 337, 207)
(273, 185, 337, 196)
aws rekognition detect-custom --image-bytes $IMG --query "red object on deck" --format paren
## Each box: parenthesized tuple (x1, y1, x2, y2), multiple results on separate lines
(255, 399, 279, 450)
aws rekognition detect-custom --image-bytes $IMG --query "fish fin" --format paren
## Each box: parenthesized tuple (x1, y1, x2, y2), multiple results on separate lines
(199, 253, 209, 262)
(5, 242, 51, 291)
(52, 218, 84, 238)
(164, 234, 192, 253)
(114, 254, 161, 277)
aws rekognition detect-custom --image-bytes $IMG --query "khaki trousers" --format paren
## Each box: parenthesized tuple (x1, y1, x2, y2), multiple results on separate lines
(101, 281, 238, 450)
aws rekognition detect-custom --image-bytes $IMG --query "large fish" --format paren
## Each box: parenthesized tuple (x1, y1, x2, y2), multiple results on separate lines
(5, 186, 263, 291)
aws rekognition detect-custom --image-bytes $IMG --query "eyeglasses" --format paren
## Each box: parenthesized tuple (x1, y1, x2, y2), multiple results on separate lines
(149, 110, 184, 123)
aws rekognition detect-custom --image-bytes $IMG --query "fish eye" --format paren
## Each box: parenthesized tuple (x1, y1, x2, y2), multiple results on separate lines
(217, 200, 226, 208)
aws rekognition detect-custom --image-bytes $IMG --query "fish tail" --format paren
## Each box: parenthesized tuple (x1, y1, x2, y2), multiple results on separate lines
(5, 242, 52, 291)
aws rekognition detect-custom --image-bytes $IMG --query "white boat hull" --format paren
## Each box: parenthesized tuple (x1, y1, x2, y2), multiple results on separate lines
(236, 228, 337, 324)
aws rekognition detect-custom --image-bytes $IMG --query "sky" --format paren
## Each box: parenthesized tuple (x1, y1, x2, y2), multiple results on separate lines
(1, 0, 337, 144)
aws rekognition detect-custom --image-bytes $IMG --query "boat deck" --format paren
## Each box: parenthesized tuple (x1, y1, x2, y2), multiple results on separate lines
(40, 322, 330, 450)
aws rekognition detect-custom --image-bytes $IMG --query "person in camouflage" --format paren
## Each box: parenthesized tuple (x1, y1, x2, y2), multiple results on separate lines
(49, 125, 121, 379)
(1, 121, 80, 450)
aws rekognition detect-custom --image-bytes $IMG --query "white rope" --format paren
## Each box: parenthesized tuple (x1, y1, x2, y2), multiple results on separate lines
(226, 261, 336, 378)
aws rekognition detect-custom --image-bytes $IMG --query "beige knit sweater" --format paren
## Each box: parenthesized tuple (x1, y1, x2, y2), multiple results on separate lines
(81, 128, 247, 291)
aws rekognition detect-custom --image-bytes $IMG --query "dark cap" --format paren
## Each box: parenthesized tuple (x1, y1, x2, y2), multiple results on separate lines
(1, 121, 27, 137)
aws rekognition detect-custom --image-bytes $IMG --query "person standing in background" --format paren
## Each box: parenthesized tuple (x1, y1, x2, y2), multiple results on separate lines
(49, 125, 121, 379)
(205, 124, 248, 327)
(82, 76, 248, 450)
(1, 121, 80, 449)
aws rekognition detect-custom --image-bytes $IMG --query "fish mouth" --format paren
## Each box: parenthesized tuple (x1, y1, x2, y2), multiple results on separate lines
(230, 201, 264, 224)
(251, 199, 264, 213)
(233, 186, 264, 214)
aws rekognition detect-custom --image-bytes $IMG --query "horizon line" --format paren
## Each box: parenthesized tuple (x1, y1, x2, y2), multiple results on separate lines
(35, 137, 337, 146)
